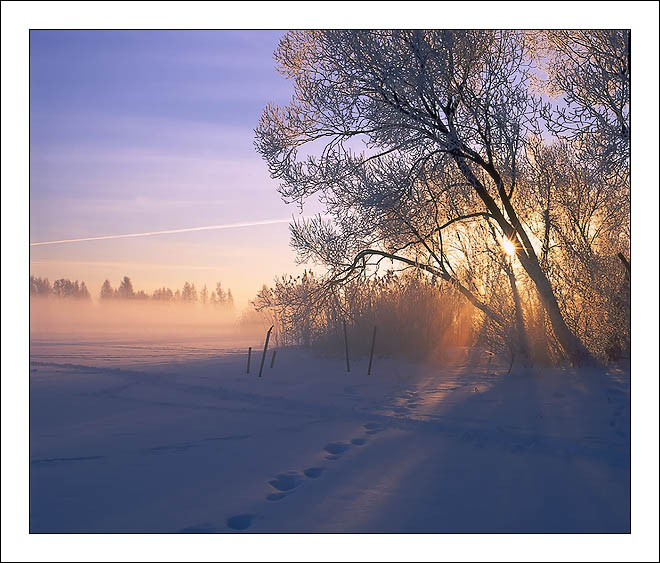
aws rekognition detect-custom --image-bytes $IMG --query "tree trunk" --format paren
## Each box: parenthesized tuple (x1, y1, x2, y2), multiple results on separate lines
(517, 250, 596, 366)
(455, 155, 598, 367)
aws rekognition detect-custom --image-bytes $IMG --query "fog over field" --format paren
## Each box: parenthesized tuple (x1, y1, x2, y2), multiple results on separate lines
(31, 298, 242, 339)
(29, 298, 268, 368)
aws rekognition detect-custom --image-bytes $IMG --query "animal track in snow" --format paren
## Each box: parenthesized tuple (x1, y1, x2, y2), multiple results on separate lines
(351, 438, 367, 446)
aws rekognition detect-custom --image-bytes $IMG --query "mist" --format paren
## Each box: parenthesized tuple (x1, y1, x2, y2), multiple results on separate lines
(29, 297, 266, 348)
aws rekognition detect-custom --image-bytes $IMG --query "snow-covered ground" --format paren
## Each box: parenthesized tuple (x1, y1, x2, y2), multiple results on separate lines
(29, 337, 630, 533)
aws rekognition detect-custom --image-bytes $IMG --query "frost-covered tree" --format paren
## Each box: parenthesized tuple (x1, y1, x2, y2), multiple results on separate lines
(534, 30, 630, 174)
(256, 30, 628, 366)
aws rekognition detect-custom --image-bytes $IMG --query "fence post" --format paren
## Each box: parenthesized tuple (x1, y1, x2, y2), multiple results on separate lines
(270, 349, 277, 369)
(367, 325, 377, 376)
(259, 325, 274, 378)
(246, 347, 252, 374)
(343, 319, 350, 373)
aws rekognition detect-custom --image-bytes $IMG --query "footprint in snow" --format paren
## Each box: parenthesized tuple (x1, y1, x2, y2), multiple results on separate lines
(351, 438, 367, 446)
(324, 442, 350, 459)
(266, 467, 326, 500)
(226, 514, 256, 531)
(268, 471, 304, 492)
(303, 467, 325, 479)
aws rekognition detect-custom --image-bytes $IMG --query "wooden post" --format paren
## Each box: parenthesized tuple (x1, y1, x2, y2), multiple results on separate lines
(246, 347, 252, 374)
(259, 325, 274, 378)
(343, 319, 350, 373)
(367, 325, 377, 375)
(270, 349, 277, 368)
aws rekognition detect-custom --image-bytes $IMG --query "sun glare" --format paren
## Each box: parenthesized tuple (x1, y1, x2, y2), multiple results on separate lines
(501, 237, 516, 258)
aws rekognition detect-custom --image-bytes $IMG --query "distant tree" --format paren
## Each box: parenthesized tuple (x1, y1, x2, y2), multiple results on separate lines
(117, 276, 135, 299)
(50, 278, 91, 299)
(135, 290, 149, 300)
(100, 279, 115, 300)
(30, 275, 52, 297)
(53, 278, 75, 298)
(215, 282, 226, 304)
(181, 282, 197, 303)
(200, 284, 209, 305)
(174, 289, 181, 301)
(152, 287, 175, 301)
(79, 281, 91, 300)
(226, 288, 235, 309)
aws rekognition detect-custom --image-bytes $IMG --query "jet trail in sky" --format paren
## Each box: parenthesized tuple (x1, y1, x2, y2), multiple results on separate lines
(30, 218, 294, 246)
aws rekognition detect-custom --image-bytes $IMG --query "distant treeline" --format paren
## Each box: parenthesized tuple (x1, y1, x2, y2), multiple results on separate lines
(30, 276, 91, 300)
(30, 275, 235, 307)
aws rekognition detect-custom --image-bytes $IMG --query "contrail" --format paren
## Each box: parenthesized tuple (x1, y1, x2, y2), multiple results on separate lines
(30, 218, 293, 247)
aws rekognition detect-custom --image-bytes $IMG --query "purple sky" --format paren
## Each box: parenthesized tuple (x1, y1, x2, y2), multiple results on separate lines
(29, 30, 316, 306)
